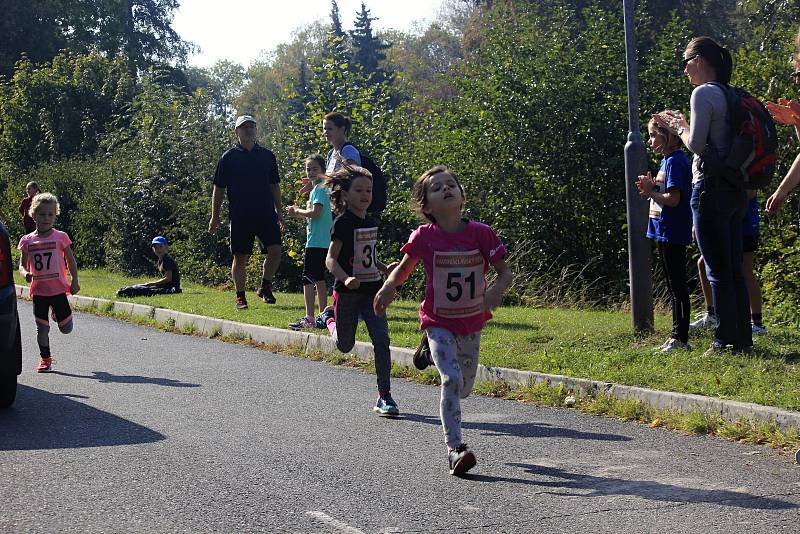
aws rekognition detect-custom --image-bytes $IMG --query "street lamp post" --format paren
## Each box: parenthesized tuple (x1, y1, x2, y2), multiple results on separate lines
(623, 0, 654, 332)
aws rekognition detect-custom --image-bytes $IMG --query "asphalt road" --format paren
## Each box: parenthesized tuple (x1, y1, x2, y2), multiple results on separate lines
(1, 302, 798, 533)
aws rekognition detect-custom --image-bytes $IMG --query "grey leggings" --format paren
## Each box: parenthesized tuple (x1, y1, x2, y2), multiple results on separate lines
(427, 327, 481, 450)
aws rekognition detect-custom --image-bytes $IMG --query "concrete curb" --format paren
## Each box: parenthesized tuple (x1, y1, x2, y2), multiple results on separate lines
(16, 286, 800, 430)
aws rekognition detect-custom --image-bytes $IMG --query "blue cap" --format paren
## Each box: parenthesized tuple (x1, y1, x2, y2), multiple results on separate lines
(151, 236, 167, 245)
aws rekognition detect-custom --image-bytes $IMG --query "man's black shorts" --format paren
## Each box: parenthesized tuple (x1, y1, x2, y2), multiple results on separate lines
(743, 233, 759, 254)
(230, 218, 281, 255)
(302, 247, 327, 284)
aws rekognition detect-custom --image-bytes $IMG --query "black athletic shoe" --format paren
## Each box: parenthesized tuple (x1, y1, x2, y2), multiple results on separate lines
(448, 443, 477, 476)
(256, 282, 276, 304)
(413, 333, 433, 370)
(316, 306, 334, 328)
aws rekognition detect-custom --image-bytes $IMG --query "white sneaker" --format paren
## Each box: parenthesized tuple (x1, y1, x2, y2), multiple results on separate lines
(751, 322, 768, 335)
(689, 312, 715, 330)
(660, 338, 691, 353)
(288, 316, 314, 330)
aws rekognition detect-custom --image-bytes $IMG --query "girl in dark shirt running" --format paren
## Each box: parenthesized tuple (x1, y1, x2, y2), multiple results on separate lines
(323, 165, 399, 416)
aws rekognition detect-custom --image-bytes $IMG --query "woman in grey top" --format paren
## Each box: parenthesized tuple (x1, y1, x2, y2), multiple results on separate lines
(323, 112, 362, 174)
(655, 37, 752, 355)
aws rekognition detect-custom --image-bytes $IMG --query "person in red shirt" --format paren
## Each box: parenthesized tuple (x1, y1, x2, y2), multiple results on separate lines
(17, 181, 40, 234)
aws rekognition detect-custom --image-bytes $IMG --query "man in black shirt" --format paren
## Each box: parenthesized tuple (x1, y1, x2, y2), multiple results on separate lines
(208, 115, 283, 309)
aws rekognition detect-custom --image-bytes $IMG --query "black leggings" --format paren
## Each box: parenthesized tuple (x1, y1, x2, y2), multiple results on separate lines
(657, 241, 690, 343)
(32, 293, 73, 357)
(116, 285, 181, 297)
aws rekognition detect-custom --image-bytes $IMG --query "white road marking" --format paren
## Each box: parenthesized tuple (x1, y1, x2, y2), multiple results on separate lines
(306, 511, 366, 534)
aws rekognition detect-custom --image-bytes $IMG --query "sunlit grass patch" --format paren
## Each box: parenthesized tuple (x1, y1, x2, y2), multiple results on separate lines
(20, 268, 800, 412)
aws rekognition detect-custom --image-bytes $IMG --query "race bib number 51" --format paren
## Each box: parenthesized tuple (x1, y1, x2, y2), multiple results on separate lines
(352, 227, 381, 282)
(432, 249, 485, 318)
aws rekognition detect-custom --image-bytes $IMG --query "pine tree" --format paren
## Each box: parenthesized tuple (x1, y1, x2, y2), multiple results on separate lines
(330, 0, 346, 40)
(350, 2, 391, 83)
(322, 0, 350, 65)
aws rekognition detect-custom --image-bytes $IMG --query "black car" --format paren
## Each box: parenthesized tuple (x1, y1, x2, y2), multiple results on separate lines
(0, 222, 21, 408)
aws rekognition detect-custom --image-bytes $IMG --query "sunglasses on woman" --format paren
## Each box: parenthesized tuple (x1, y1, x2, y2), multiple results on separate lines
(681, 55, 698, 68)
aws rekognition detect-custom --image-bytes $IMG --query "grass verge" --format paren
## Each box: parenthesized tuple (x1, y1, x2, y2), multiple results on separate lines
(14, 268, 800, 412)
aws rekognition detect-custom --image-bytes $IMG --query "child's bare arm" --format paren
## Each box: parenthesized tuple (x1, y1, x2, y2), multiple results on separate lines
(636, 172, 681, 208)
(375, 257, 398, 276)
(650, 188, 681, 208)
(144, 271, 172, 288)
(64, 245, 80, 294)
(287, 203, 322, 219)
(484, 258, 512, 311)
(19, 251, 31, 282)
(373, 254, 418, 315)
(326, 239, 360, 290)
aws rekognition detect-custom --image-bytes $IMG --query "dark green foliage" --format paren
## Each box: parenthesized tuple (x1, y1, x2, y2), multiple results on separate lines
(101, 77, 230, 278)
(100, 0, 192, 74)
(0, 0, 192, 77)
(329, 0, 347, 39)
(0, 1, 70, 78)
(387, 2, 691, 305)
(729, 4, 800, 324)
(1, 0, 800, 321)
(350, 2, 391, 83)
(0, 158, 114, 268)
(0, 51, 136, 168)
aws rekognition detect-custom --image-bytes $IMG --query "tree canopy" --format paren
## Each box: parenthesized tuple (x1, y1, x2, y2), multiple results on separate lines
(0, 0, 192, 78)
(2, 0, 800, 319)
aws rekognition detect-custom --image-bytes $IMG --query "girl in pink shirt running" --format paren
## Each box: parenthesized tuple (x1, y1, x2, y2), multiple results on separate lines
(374, 165, 512, 476)
(18, 193, 80, 373)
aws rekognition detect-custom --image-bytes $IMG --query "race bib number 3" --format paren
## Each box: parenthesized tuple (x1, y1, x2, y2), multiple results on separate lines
(352, 227, 381, 282)
(432, 250, 485, 319)
(28, 241, 61, 281)
(648, 170, 666, 219)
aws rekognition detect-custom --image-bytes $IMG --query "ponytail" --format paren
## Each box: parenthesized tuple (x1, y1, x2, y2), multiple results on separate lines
(718, 46, 733, 85)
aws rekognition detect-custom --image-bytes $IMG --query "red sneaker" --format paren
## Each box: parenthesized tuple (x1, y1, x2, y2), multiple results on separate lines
(235, 296, 248, 310)
(37, 357, 52, 373)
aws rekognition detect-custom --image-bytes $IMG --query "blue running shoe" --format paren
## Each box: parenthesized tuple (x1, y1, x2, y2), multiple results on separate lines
(316, 306, 335, 329)
(373, 394, 400, 416)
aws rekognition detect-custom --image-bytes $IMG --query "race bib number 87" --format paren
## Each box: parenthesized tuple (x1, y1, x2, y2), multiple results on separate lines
(432, 249, 485, 318)
(28, 241, 61, 281)
(352, 227, 381, 282)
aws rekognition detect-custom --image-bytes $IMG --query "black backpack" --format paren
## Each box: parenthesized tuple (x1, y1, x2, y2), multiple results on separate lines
(700, 82, 777, 190)
(342, 142, 387, 213)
